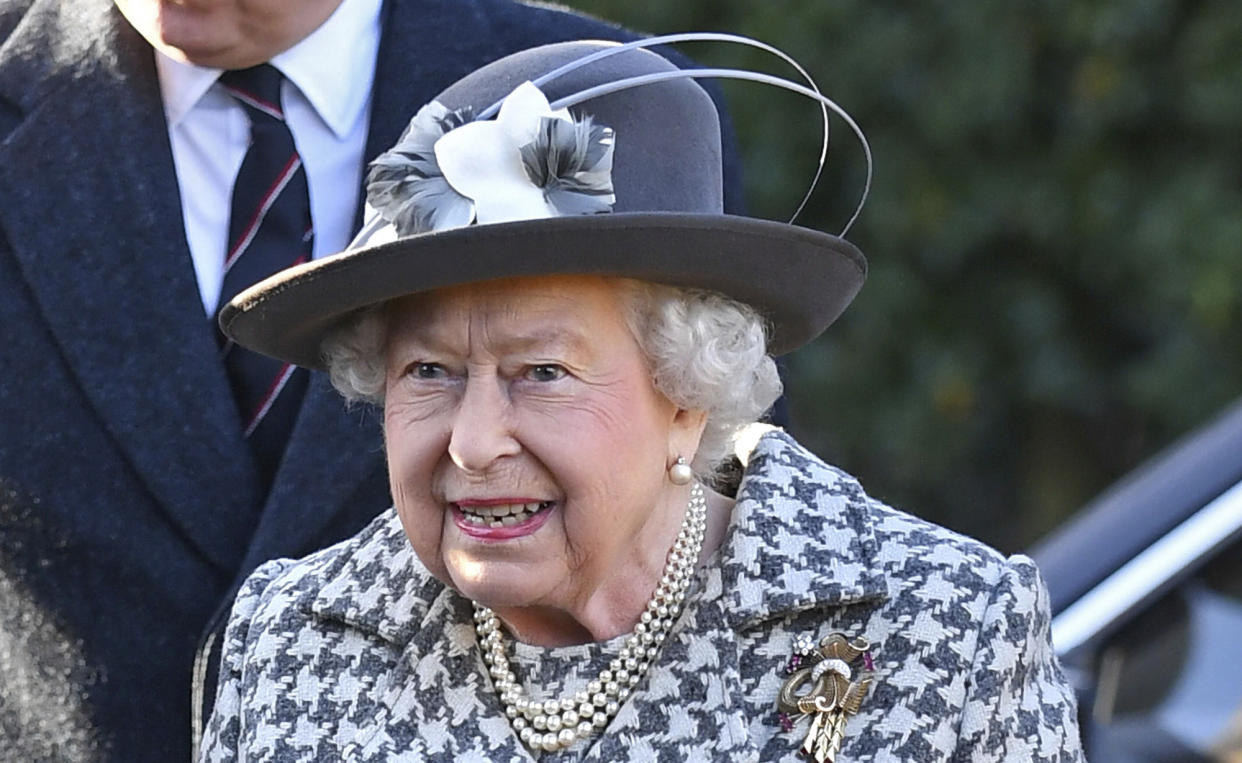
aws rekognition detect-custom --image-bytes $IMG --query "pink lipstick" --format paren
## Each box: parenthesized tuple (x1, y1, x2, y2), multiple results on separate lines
(452, 499, 554, 541)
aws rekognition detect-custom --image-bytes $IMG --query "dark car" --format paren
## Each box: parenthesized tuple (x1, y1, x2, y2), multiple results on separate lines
(1029, 397, 1242, 762)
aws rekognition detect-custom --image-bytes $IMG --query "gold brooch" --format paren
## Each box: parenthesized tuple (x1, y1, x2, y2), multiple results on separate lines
(776, 633, 874, 763)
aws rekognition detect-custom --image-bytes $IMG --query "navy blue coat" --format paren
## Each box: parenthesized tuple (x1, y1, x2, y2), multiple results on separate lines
(0, 0, 744, 758)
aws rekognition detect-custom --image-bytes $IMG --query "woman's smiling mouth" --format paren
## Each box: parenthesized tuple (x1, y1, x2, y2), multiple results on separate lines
(452, 500, 555, 540)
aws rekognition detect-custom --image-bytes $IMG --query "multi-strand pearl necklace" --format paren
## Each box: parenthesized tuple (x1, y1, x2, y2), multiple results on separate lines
(473, 482, 708, 753)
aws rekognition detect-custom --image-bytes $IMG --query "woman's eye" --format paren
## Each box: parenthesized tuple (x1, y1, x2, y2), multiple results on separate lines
(412, 362, 448, 379)
(525, 364, 566, 382)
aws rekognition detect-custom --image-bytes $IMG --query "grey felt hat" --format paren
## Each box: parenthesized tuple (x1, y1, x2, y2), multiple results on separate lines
(220, 36, 868, 369)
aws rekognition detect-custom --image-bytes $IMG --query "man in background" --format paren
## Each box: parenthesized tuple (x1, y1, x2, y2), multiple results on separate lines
(0, 0, 743, 757)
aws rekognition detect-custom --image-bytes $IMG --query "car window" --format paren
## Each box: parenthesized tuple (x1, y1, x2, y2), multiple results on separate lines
(1085, 538, 1242, 761)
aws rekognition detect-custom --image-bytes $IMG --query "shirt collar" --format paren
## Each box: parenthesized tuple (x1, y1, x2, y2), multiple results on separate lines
(154, 0, 382, 137)
(271, 0, 382, 139)
(155, 53, 218, 128)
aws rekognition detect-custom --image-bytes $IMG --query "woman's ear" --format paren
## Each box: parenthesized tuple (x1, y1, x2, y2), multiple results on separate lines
(668, 407, 709, 465)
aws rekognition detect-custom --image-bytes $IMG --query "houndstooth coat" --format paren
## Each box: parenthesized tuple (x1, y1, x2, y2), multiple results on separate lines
(200, 430, 1083, 761)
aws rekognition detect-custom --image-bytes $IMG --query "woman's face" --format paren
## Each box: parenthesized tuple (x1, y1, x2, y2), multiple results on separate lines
(383, 275, 704, 641)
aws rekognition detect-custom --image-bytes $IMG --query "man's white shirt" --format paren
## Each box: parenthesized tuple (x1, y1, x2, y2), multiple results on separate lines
(155, 0, 383, 315)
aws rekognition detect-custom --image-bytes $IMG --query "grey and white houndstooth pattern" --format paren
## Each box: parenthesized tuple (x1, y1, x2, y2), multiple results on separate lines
(200, 431, 1083, 761)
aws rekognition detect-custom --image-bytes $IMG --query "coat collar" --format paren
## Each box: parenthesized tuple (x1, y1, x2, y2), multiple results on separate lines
(307, 430, 888, 643)
(307, 510, 440, 645)
(718, 429, 889, 629)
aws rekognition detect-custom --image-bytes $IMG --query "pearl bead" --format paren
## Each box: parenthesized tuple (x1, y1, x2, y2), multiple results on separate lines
(669, 458, 693, 485)
(578, 702, 594, 717)
(541, 734, 559, 752)
(513, 717, 527, 731)
(546, 715, 562, 732)
(615, 669, 630, 684)
(587, 680, 602, 694)
(519, 727, 534, 744)
(573, 690, 589, 705)
(533, 715, 547, 730)
(577, 720, 593, 736)
(605, 701, 619, 716)
(558, 728, 576, 747)
(592, 692, 607, 707)
(542, 699, 559, 716)
(593, 713, 609, 729)
(505, 705, 518, 719)
(559, 697, 576, 713)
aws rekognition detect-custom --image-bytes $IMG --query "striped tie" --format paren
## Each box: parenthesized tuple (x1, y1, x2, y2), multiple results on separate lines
(216, 64, 311, 487)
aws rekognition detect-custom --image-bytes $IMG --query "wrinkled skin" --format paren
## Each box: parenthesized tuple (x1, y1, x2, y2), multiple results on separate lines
(382, 275, 713, 647)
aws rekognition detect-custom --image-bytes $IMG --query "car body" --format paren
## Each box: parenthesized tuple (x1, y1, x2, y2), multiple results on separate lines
(1029, 397, 1242, 761)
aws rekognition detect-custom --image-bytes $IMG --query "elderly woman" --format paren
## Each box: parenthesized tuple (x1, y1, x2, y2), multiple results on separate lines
(201, 36, 1083, 762)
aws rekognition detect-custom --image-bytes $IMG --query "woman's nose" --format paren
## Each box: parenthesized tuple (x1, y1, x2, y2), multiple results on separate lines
(447, 374, 520, 473)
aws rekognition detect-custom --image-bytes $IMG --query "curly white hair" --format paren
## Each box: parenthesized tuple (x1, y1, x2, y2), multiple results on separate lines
(320, 279, 782, 479)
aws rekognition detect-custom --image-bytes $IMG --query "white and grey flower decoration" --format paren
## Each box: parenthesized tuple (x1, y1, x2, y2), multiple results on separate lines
(366, 101, 476, 234)
(364, 81, 616, 240)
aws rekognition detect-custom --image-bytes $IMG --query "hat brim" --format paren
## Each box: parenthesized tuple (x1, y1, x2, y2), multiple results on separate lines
(219, 212, 866, 370)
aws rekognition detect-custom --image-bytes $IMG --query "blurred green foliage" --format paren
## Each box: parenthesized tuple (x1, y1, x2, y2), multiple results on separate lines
(561, 0, 1242, 552)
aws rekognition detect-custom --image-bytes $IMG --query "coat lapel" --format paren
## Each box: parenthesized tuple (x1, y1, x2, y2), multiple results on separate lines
(719, 430, 889, 628)
(308, 520, 537, 761)
(240, 375, 385, 572)
(0, 0, 259, 573)
(360, 590, 534, 761)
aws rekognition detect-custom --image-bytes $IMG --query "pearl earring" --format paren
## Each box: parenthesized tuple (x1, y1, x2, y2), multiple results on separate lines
(669, 456, 694, 485)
